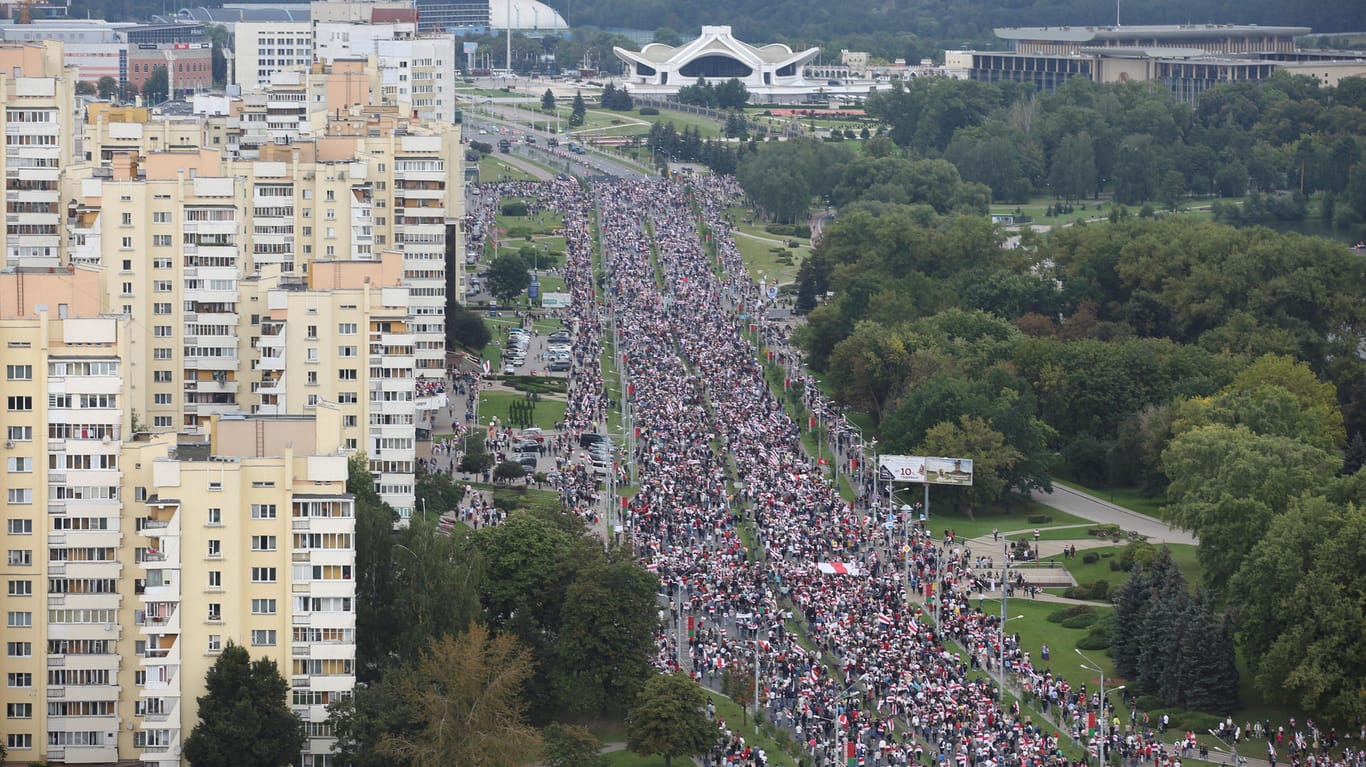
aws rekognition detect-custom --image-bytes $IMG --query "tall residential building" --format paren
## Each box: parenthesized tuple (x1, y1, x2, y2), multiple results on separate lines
(0, 41, 77, 270)
(233, 21, 313, 91)
(0, 268, 132, 763)
(127, 411, 355, 767)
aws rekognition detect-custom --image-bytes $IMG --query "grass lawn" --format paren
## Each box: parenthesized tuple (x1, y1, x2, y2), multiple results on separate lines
(1040, 543, 1202, 591)
(496, 201, 565, 234)
(734, 231, 804, 286)
(1053, 478, 1168, 519)
(604, 751, 669, 767)
(1007, 599, 1118, 685)
(616, 107, 725, 139)
(536, 274, 567, 293)
(477, 389, 567, 431)
(915, 498, 1093, 541)
(704, 690, 800, 767)
(477, 155, 538, 182)
(1006, 525, 1101, 542)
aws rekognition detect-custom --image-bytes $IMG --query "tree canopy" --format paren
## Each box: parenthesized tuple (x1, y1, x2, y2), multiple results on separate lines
(626, 673, 715, 767)
(182, 643, 304, 767)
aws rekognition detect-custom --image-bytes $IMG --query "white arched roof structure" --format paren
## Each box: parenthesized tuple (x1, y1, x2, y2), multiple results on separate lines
(615, 25, 820, 97)
(489, 0, 568, 31)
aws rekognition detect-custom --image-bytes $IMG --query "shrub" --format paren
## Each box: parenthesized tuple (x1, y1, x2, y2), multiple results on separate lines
(1088, 523, 1121, 537)
(1050, 605, 1095, 622)
(1061, 611, 1099, 629)
(638, 107, 659, 115)
(501, 201, 529, 216)
(1027, 514, 1051, 524)
(1082, 551, 1100, 564)
(1149, 709, 1224, 732)
(1076, 630, 1111, 650)
(1134, 694, 1162, 712)
(1119, 540, 1157, 572)
(1046, 609, 1069, 624)
(1089, 580, 1110, 600)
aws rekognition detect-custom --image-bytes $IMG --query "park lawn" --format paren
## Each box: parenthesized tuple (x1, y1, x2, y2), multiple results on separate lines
(496, 200, 565, 234)
(1053, 478, 1167, 519)
(1008, 599, 1119, 686)
(536, 274, 568, 294)
(477, 154, 538, 182)
(624, 107, 726, 139)
(604, 750, 669, 767)
(915, 499, 1093, 541)
(478, 389, 567, 431)
(704, 690, 800, 767)
(734, 230, 803, 286)
(1007, 526, 1102, 543)
(1041, 543, 1202, 592)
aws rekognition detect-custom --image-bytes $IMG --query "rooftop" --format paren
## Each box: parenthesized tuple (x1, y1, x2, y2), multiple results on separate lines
(995, 24, 1312, 42)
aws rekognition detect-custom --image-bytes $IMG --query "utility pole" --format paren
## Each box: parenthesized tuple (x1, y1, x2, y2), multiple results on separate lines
(999, 537, 1009, 703)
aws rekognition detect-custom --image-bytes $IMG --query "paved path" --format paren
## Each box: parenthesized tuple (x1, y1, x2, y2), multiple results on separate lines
(1032, 485, 1197, 545)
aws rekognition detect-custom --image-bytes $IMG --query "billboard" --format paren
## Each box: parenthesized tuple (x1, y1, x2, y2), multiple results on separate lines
(540, 292, 572, 308)
(879, 455, 973, 486)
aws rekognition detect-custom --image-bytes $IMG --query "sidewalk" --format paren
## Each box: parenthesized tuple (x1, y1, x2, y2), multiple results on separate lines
(1032, 485, 1196, 545)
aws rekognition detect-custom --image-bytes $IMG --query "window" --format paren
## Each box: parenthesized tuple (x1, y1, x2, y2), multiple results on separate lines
(6, 519, 31, 534)
(250, 535, 276, 551)
(122, 258, 133, 270)
(6, 612, 31, 628)
(7, 702, 32, 719)
(343, 415, 358, 428)
(251, 598, 277, 615)
(153, 303, 172, 315)
(7, 395, 32, 411)
(154, 325, 173, 337)
(208, 635, 222, 652)
(207, 507, 222, 525)
(340, 323, 357, 336)
(307, 348, 318, 362)
(121, 236, 132, 248)
(207, 603, 221, 621)
(121, 281, 133, 295)
(207, 571, 221, 589)
(153, 235, 172, 247)
(307, 371, 318, 385)
(134, 670, 146, 686)
(7, 580, 31, 596)
(339, 369, 357, 381)
(154, 393, 172, 405)
(5, 457, 29, 473)
(7, 641, 31, 657)
(251, 504, 276, 519)
(122, 212, 132, 226)
(7, 550, 31, 566)
(7, 733, 31, 749)
(7, 490, 31, 505)
(153, 416, 173, 428)
(153, 348, 172, 360)
(251, 567, 276, 583)
(153, 280, 172, 291)
(339, 392, 357, 404)
(6, 364, 31, 380)
(154, 257, 173, 269)
(338, 345, 357, 357)
(206, 539, 221, 558)
(7, 673, 32, 688)
(306, 325, 318, 339)
(7, 425, 31, 442)
(250, 629, 276, 646)
(153, 211, 171, 223)
(153, 370, 173, 382)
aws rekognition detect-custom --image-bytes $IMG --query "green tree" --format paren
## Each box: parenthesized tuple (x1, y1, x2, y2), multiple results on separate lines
(97, 75, 117, 100)
(917, 415, 1022, 511)
(447, 301, 492, 351)
(552, 559, 659, 716)
(570, 91, 586, 127)
(715, 78, 750, 109)
(75, 80, 97, 96)
(350, 453, 400, 679)
(460, 431, 495, 473)
(487, 252, 532, 303)
(825, 320, 911, 424)
(380, 625, 542, 767)
(542, 88, 556, 111)
(1049, 131, 1096, 202)
(183, 643, 304, 767)
(544, 723, 606, 767)
(626, 673, 715, 767)
(494, 459, 527, 482)
(721, 668, 755, 725)
(142, 65, 169, 103)
(1162, 424, 1334, 589)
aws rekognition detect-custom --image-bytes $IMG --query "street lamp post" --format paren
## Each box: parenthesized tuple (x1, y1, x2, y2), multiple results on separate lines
(1077, 648, 1123, 762)
(1207, 731, 1242, 767)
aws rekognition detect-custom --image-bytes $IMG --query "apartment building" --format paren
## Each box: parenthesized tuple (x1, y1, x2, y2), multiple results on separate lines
(0, 41, 77, 270)
(0, 269, 133, 764)
(126, 411, 355, 767)
(247, 253, 418, 515)
(233, 21, 313, 92)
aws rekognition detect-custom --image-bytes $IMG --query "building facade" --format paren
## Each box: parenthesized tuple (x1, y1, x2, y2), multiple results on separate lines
(615, 25, 820, 99)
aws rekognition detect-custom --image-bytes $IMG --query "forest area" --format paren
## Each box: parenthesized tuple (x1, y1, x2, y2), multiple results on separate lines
(725, 71, 1366, 720)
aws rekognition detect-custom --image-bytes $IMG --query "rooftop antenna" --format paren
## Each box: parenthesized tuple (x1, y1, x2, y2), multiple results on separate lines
(1115, 0, 1120, 26)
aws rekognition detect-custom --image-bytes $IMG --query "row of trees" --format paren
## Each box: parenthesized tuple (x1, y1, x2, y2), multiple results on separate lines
(1110, 548, 1239, 713)
(338, 456, 665, 765)
(675, 77, 750, 110)
(646, 122, 757, 176)
(863, 73, 1366, 230)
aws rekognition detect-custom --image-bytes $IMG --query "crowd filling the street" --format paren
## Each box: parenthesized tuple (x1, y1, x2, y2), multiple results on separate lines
(436, 175, 1364, 767)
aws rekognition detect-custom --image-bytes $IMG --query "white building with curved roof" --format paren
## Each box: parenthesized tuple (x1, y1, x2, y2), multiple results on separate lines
(488, 0, 567, 31)
(615, 25, 820, 98)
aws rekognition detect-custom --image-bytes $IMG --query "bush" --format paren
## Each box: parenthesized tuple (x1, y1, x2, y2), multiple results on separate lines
(1049, 605, 1095, 623)
(493, 460, 526, 482)
(1090, 580, 1109, 600)
(1088, 523, 1121, 538)
(1076, 630, 1111, 650)
(1133, 695, 1162, 712)
(1149, 709, 1224, 732)
(1061, 611, 1099, 629)
(1119, 540, 1157, 572)
(638, 107, 659, 115)
(501, 201, 529, 216)
(1027, 514, 1052, 524)
(1082, 551, 1100, 564)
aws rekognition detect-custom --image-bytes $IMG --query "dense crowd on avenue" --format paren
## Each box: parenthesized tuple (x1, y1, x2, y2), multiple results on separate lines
(458, 176, 1365, 767)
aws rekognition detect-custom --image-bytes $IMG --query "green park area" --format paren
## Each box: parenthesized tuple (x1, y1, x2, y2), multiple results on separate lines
(477, 154, 539, 183)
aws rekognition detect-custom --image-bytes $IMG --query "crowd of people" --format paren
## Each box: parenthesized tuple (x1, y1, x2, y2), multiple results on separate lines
(450, 175, 1362, 767)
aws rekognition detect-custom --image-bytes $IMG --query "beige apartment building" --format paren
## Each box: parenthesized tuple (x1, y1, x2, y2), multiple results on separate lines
(0, 268, 357, 766)
(0, 41, 78, 270)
